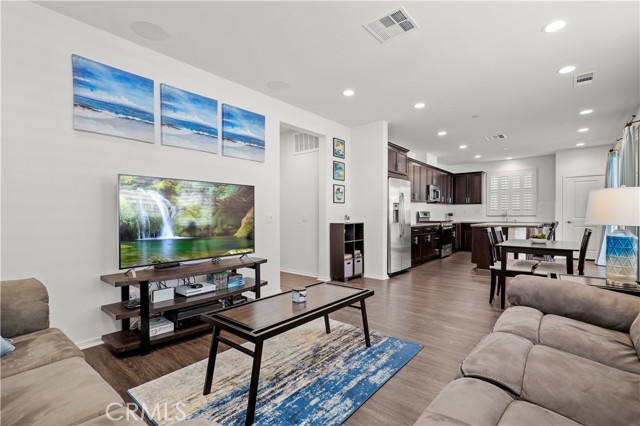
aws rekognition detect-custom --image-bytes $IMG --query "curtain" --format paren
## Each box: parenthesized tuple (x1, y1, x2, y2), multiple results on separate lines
(595, 150, 620, 266)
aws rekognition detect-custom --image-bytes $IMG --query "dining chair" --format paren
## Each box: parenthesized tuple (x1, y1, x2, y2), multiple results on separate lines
(486, 227, 539, 304)
(533, 228, 592, 277)
(527, 221, 559, 260)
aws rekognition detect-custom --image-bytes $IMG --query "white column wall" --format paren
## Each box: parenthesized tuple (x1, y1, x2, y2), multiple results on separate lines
(350, 121, 389, 280)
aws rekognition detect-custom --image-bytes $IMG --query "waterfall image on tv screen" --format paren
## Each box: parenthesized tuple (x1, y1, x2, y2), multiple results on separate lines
(118, 174, 254, 269)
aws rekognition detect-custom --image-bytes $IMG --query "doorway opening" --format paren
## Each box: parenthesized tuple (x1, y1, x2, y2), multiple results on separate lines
(279, 123, 323, 277)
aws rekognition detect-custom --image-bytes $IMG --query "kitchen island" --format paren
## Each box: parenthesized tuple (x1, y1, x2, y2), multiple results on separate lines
(470, 222, 547, 269)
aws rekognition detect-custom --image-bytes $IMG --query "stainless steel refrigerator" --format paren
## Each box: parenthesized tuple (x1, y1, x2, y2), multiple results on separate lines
(388, 177, 412, 275)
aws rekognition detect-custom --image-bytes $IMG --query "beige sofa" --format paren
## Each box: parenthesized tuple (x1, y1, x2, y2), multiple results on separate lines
(416, 275, 640, 425)
(0, 278, 144, 425)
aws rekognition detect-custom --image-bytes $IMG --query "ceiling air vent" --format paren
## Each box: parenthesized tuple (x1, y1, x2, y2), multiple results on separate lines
(574, 71, 595, 87)
(364, 7, 419, 44)
(483, 134, 508, 142)
(294, 133, 319, 155)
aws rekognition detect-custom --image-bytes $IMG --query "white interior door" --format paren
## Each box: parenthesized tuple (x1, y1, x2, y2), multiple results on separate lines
(563, 175, 605, 259)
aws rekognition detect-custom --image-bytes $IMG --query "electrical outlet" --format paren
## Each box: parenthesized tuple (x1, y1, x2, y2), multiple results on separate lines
(266, 215, 273, 223)
(302, 215, 308, 222)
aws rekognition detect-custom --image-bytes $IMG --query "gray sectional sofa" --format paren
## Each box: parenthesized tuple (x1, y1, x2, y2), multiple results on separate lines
(0, 278, 144, 425)
(416, 275, 640, 425)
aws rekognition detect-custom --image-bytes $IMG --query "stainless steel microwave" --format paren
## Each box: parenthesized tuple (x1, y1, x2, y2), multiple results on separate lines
(427, 184, 441, 202)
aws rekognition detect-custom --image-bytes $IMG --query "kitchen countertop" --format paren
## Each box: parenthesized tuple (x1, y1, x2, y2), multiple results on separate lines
(470, 222, 547, 228)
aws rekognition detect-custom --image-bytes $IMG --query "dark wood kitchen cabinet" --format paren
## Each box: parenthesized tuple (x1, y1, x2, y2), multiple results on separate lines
(409, 158, 454, 204)
(409, 160, 424, 202)
(388, 143, 409, 178)
(411, 226, 440, 265)
(454, 172, 483, 204)
(440, 173, 453, 204)
(454, 223, 462, 251)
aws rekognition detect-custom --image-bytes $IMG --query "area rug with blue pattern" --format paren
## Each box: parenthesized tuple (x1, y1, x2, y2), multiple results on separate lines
(127, 318, 422, 426)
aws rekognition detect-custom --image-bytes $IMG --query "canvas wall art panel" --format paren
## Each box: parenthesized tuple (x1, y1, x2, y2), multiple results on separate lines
(333, 184, 345, 203)
(333, 138, 345, 158)
(333, 161, 345, 181)
(222, 104, 265, 162)
(160, 84, 218, 153)
(72, 55, 154, 143)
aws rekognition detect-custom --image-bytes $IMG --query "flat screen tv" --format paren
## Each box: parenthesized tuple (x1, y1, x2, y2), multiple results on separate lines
(118, 174, 254, 269)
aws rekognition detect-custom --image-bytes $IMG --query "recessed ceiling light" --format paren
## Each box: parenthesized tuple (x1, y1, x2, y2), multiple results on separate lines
(459, 145, 467, 149)
(474, 155, 482, 159)
(342, 89, 355, 97)
(579, 109, 594, 115)
(267, 81, 290, 91)
(576, 143, 585, 146)
(578, 128, 590, 132)
(558, 65, 576, 74)
(131, 21, 169, 41)
(438, 131, 447, 136)
(542, 20, 567, 33)
(414, 102, 426, 109)
(506, 157, 513, 160)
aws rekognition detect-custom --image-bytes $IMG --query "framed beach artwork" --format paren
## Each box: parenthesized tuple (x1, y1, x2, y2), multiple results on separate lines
(333, 161, 345, 181)
(72, 55, 154, 143)
(333, 184, 345, 203)
(333, 138, 345, 158)
(160, 84, 218, 153)
(222, 104, 265, 162)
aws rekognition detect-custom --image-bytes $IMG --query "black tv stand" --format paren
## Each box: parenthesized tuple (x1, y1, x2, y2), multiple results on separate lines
(100, 257, 268, 355)
(154, 262, 181, 270)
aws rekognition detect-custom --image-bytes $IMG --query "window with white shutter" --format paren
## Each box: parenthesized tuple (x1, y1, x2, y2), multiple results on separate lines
(486, 169, 537, 216)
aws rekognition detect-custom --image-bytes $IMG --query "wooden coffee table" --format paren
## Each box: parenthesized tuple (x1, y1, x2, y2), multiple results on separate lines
(201, 282, 374, 425)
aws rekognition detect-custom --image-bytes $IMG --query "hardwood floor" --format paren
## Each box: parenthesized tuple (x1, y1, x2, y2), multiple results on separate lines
(83, 252, 605, 425)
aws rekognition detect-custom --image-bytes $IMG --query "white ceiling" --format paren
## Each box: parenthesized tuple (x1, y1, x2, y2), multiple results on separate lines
(39, 1, 640, 165)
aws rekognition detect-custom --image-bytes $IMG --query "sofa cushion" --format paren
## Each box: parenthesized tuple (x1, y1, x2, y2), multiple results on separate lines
(460, 332, 533, 395)
(0, 357, 123, 426)
(497, 401, 580, 426)
(507, 276, 640, 332)
(492, 306, 542, 344)
(539, 314, 639, 374)
(414, 378, 514, 426)
(0, 278, 49, 338)
(630, 312, 640, 360)
(0, 327, 83, 379)
(521, 345, 640, 426)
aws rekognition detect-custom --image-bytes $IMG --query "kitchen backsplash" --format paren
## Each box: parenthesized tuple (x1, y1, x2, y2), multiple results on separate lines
(410, 202, 555, 225)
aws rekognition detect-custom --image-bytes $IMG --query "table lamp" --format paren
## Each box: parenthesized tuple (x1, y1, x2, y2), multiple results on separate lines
(585, 187, 640, 284)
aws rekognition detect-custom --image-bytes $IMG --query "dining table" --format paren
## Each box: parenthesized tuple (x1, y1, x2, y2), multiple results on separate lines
(496, 239, 581, 308)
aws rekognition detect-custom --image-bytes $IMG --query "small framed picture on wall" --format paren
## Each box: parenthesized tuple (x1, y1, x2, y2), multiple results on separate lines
(333, 184, 345, 203)
(333, 138, 345, 158)
(333, 161, 345, 181)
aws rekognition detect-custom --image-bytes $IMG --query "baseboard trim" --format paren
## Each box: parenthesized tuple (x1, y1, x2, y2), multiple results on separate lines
(364, 273, 389, 281)
(76, 336, 103, 350)
(280, 267, 319, 278)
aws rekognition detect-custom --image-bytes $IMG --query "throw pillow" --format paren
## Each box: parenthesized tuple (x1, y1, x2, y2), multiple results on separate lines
(630, 313, 640, 360)
(1, 336, 15, 357)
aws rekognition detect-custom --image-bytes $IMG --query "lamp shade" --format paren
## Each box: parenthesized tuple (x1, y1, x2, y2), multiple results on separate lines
(584, 187, 640, 226)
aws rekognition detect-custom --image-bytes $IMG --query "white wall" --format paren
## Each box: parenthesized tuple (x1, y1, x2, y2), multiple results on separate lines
(412, 154, 556, 223)
(279, 131, 319, 277)
(351, 121, 388, 280)
(0, 2, 350, 347)
(555, 145, 609, 239)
